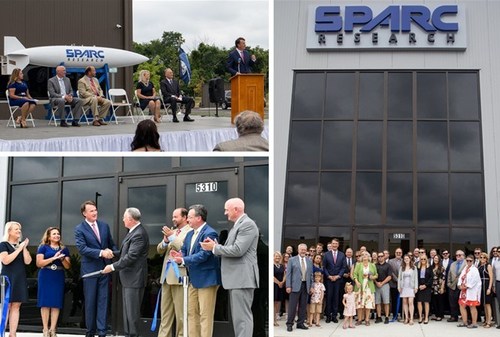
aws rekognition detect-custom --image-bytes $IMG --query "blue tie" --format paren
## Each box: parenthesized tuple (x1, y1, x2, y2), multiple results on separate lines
(456, 261, 462, 274)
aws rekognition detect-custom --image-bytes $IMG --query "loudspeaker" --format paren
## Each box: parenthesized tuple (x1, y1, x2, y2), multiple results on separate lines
(208, 78, 224, 104)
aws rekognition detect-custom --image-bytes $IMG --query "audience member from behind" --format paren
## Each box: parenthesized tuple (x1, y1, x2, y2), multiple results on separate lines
(131, 119, 162, 152)
(0, 221, 32, 337)
(48, 65, 83, 127)
(457, 255, 481, 328)
(213, 110, 268, 151)
(7, 68, 37, 128)
(36, 227, 71, 337)
(77, 66, 111, 126)
(136, 70, 161, 123)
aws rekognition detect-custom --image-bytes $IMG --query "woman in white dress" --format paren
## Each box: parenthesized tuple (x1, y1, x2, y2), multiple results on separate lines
(457, 255, 481, 329)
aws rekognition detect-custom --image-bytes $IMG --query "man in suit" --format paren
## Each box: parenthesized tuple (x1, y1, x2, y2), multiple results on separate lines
(200, 198, 259, 337)
(323, 238, 346, 323)
(75, 200, 117, 337)
(285, 243, 313, 332)
(172, 205, 221, 337)
(102, 207, 149, 337)
(160, 68, 194, 123)
(48, 65, 83, 126)
(226, 37, 256, 76)
(157, 208, 191, 337)
(77, 66, 112, 126)
(441, 249, 453, 314)
(213, 111, 268, 152)
(447, 250, 466, 322)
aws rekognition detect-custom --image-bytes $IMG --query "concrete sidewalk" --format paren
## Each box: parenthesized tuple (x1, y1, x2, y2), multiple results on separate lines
(272, 318, 496, 337)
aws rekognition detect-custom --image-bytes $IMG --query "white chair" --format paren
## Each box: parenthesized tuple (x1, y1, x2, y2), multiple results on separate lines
(132, 92, 149, 121)
(76, 90, 92, 125)
(159, 89, 184, 120)
(108, 88, 134, 124)
(5, 89, 36, 128)
(47, 91, 73, 127)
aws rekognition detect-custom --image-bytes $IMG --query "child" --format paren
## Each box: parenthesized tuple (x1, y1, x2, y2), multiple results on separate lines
(342, 282, 356, 329)
(309, 272, 326, 327)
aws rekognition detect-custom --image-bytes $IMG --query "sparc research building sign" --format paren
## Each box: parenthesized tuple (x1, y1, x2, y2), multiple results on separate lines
(306, 4, 467, 50)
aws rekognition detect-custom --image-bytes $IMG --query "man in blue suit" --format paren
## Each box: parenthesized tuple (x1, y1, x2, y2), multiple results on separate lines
(173, 204, 221, 337)
(75, 200, 117, 337)
(226, 37, 257, 76)
(323, 238, 346, 323)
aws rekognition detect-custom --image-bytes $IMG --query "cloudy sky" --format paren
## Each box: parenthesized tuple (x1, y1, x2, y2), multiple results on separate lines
(133, 0, 269, 52)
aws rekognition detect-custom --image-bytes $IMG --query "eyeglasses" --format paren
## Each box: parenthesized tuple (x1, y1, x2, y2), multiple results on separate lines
(378, 255, 384, 258)
(466, 259, 473, 262)
(480, 257, 487, 259)
(419, 250, 425, 253)
(474, 252, 481, 255)
(442, 252, 449, 255)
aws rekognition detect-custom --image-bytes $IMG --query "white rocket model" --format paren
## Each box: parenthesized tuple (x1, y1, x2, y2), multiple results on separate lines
(3, 36, 148, 73)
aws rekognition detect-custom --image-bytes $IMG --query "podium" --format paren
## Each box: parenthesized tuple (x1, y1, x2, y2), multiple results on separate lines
(230, 73, 265, 123)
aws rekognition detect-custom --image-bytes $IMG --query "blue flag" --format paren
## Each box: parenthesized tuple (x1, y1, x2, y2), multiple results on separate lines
(179, 47, 191, 85)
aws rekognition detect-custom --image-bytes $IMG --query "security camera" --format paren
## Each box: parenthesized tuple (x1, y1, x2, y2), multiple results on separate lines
(116, 24, 122, 29)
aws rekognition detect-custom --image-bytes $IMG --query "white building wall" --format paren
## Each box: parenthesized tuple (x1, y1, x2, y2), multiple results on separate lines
(275, 0, 500, 250)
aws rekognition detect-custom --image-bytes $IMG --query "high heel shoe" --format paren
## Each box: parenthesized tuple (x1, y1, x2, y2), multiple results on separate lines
(20, 120, 27, 128)
(154, 116, 161, 123)
(15, 116, 21, 125)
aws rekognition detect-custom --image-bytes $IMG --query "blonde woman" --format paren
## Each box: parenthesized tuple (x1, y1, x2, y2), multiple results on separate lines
(478, 252, 493, 328)
(0, 222, 32, 337)
(352, 251, 378, 326)
(36, 227, 71, 337)
(416, 255, 432, 324)
(136, 70, 161, 122)
(7, 68, 37, 128)
(273, 251, 285, 326)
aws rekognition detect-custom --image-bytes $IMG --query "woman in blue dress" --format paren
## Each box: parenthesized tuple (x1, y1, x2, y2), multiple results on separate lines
(0, 221, 32, 337)
(7, 68, 37, 128)
(36, 227, 71, 337)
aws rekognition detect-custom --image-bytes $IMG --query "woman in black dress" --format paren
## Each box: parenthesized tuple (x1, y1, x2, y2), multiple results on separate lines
(0, 221, 32, 337)
(478, 252, 494, 328)
(273, 251, 285, 326)
(136, 70, 161, 122)
(416, 255, 432, 324)
(430, 255, 446, 321)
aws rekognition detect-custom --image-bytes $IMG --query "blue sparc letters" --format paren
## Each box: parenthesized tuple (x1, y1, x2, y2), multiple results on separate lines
(315, 5, 458, 33)
(66, 49, 105, 58)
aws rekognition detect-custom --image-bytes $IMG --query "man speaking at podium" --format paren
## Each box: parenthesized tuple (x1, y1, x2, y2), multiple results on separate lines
(227, 37, 256, 76)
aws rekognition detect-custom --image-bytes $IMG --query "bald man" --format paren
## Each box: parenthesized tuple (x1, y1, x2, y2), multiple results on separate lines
(200, 198, 259, 337)
(48, 66, 83, 126)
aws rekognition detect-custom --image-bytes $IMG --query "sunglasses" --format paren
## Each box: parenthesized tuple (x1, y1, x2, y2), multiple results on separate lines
(442, 252, 449, 255)
(378, 255, 384, 258)
(466, 259, 473, 262)
(474, 252, 481, 255)
(480, 257, 487, 259)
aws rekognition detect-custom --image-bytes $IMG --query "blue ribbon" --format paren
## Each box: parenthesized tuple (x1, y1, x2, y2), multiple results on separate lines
(150, 260, 182, 331)
(390, 293, 401, 322)
(0, 276, 11, 337)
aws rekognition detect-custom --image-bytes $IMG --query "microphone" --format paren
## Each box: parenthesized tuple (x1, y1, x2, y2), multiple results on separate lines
(238, 58, 241, 73)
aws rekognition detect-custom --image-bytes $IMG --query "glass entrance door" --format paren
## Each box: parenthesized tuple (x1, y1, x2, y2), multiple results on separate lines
(384, 229, 414, 257)
(353, 229, 382, 253)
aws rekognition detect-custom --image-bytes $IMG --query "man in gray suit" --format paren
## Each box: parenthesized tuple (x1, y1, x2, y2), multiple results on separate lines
(200, 198, 259, 337)
(213, 111, 268, 151)
(286, 243, 313, 332)
(103, 207, 149, 337)
(48, 65, 83, 126)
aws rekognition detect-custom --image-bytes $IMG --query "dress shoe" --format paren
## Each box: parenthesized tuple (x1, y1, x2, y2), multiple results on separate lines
(286, 326, 292, 332)
(60, 120, 69, 127)
(183, 116, 194, 122)
(339, 315, 344, 319)
(375, 317, 382, 323)
(325, 316, 331, 323)
(333, 317, 339, 323)
(92, 120, 101, 126)
(172, 116, 179, 123)
(296, 324, 308, 330)
(98, 119, 108, 125)
(72, 121, 80, 127)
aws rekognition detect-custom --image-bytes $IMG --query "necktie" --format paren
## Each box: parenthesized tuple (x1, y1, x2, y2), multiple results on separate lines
(300, 257, 306, 281)
(89, 78, 99, 95)
(190, 230, 199, 253)
(456, 261, 462, 274)
(347, 258, 351, 268)
(176, 228, 181, 235)
(333, 251, 337, 264)
(91, 223, 101, 243)
(240, 51, 245, 63)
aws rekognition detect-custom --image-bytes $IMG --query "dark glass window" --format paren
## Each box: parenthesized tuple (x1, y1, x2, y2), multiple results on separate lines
(355, 172, 381, 224)
(417, 227, 450, 251)
(325, 73, 355, 119)
(285, 172, 318, 224)
(359, 73, 383, 120)
(418, 173, 448, 225)
(319, 173, 351, 224)
(64, 158, 117, 177)
(357, 121, 382, 170)
(10, 183, 58, 242)
(180, 157, 234, 167)
(283, 226, 317, 250)
(451, 173, 484, 226)
(417, 122, 448, 171)
(244, 166, 269, 244)
(318, 227, 351, 251)
(123, 158, 172, 172)
(388, 72, 412, 119)
(288, 121, 321, 170)
(321, 121, 353, 169)
(451, 228, 485, 254)
(450, 122, 482, 171)
(292, 72, 325, 119)
(388, 121, 412, 171)
(449, 73, 479, 120)
(386, 173, 413, 225)
(417, 73, 447, 119)
(12, 157, 60, 181)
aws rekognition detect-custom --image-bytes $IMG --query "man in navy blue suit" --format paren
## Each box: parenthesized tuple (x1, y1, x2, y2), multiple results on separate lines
(75, 200, 117, 337)
(227, 37, 257, 76)
(323, 238, 346, 323)
(173, 204, 221, 337)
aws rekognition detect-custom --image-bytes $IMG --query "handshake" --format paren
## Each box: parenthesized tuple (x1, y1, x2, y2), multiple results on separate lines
(101, 248, 114, 259)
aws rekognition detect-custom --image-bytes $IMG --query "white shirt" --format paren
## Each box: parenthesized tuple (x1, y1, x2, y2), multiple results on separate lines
(57, 76, 66, 98)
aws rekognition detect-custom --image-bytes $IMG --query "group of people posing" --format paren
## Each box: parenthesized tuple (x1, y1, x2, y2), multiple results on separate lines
(0, 197, 260, 337)
(274, 240, 500, 332)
